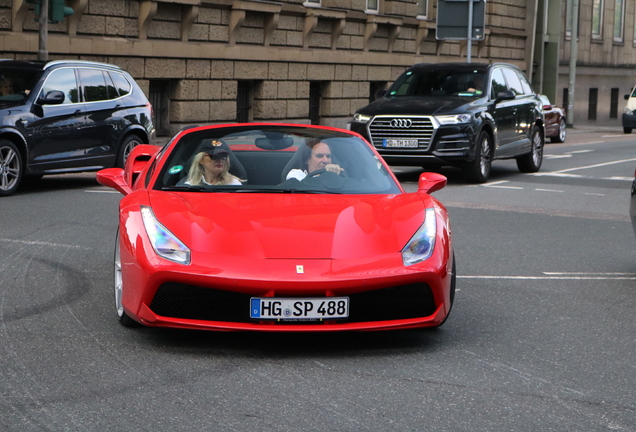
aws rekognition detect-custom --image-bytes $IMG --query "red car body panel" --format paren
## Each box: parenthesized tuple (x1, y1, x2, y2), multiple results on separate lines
(98, 123, 455, 332)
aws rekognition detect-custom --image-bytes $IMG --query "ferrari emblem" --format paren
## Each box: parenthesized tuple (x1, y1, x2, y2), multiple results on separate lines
(210, 140, 223, 146)
(296, 265, 304, 274)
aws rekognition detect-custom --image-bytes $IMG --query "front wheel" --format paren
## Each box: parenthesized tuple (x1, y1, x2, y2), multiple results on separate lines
(516, 126, 544, 173)
(0, 140, 23, 197)
(551, 118, 567, 143)
(464, 130, 492, 183)
(114, 231, 140, 327)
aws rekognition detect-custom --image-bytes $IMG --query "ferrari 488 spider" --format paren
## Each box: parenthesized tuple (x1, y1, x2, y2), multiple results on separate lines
(97, 123, 455, 331)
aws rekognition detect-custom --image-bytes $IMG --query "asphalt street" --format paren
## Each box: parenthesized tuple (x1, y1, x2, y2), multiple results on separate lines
(1, 125, 635, 431)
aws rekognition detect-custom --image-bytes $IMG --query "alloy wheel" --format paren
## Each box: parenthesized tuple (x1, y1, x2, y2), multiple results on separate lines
(0, 144, 20, 193)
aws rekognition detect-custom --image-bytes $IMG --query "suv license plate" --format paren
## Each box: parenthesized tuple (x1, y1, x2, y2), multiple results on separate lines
(250, 297, 349, 320)
(384, 139, 418, 148)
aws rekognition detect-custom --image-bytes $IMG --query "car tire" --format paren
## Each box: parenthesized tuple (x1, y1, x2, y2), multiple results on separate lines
(516, 125, 544, 173)
(0, 140, 23, 197)
(551, 118, 567, 143)
(464, 130, 492, 183)
(624, 127, 632, 134)
(116, 134, 144, 168)
(114, 231, 140, 327)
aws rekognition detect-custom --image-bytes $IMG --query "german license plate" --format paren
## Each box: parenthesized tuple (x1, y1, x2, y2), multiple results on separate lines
(250, 297, 349, 320)
(383, 139, 418, 148)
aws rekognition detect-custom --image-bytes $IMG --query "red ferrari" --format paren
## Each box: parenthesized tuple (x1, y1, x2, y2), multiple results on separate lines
(96, 123, 455, 332)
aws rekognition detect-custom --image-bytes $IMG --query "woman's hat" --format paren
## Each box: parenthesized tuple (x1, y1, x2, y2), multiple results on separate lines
(199, 140, 229, 158)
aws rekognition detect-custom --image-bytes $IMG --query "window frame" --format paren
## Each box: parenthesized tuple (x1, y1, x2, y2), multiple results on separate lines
(592, 0, 604, 40)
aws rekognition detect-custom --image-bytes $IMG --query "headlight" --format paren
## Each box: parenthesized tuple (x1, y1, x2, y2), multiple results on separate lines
(402, 208, 437, 266)
(353, 113, 372, 123)
(624, 107, 633, 115)
(436, 113, 473, 125)
(141, 206, 191, 264)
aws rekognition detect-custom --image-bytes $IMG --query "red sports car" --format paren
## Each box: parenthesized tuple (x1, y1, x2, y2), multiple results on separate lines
(96, 123, 455, 332)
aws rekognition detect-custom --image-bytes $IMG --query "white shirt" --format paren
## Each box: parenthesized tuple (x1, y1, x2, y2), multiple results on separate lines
(186, 176, 241, 186)
(286, 169, 307, 181)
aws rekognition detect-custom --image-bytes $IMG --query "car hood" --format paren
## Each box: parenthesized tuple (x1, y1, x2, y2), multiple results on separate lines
(147, 191, 429, 259)
(358, 96, 478, 116)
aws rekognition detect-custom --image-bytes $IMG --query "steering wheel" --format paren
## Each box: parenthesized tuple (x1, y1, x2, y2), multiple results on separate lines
(305, 169, 327, 178)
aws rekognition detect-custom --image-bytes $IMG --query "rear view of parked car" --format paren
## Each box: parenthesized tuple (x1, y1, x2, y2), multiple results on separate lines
(350, 62, 545, 183)
(0, 59, 155, 196)
(539, 94, 567, 143)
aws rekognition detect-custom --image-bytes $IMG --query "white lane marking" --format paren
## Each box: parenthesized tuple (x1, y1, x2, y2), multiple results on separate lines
(481, 181, 523, 190)
(530, 172, 583, 178)
(544, 154, 573, 159)
(0, 238, 91, 250)
(605, 176, 633, 181)
(551, 158, 636, 174)
(567, 150, 594, 154)
(85, 189, 120, 194)
(534, 188, 563, 193)
(458, 275, 636, 280)
(543, 272, 635, 276)
(584, 193, 605, 196)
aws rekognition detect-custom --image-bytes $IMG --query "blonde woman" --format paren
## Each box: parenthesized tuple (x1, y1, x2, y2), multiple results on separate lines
(185, 141, 242, 186)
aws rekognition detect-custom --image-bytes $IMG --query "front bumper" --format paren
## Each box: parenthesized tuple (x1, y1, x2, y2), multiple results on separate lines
(622, 113, 636, 128)
(351, 120, 478, 167)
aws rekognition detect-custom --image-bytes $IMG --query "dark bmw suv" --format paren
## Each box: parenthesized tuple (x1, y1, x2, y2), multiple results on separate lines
(350, 62, 544, 182)
(0, 59, 155, 196)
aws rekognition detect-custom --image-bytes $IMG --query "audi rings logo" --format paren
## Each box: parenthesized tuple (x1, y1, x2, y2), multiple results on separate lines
(390, 119, 412, 128)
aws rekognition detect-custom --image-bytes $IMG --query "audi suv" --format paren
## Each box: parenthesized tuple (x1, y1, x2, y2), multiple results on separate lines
(0, 59, 155, 196)
(350, 62, 545, 182)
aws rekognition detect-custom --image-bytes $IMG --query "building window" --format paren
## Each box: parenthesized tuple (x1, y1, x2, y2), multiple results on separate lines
(417, 0, 428, 19)
(366, 0, 379, 14)
(309, 82, 322, 125)
(614, 0, 625, 42)
(369, 81, 387, 103)
(563, 88, 569, 116)
(588, 88, 598, 120)
(237, 81, 252, 123)
(592, 0, 604, 40)
(149, 80, 170, 136)
(610, 88, 619, 118)
(304, 0, 321, 7)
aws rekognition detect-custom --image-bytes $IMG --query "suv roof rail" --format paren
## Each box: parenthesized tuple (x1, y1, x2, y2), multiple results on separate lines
(44, 60, 122, 70)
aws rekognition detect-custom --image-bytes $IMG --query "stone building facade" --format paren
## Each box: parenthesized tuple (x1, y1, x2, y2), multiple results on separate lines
(1, 0, 632, 136)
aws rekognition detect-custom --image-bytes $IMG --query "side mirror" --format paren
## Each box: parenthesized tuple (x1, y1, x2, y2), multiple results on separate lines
(625, 94, 630, 100)
(124, 144, 160, 186)
(495, 90, 516, 104)
(37, 90, 65, 105)
(96, 168, 132, 196)
(418, 172, 447, 194)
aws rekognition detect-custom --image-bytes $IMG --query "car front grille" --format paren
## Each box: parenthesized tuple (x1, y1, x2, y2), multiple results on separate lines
(368, 116, 436, 150)
(149, 282, 437, 324)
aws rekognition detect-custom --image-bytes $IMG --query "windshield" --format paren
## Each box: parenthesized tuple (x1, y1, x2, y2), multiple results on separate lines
(388, 68, 486, 98)
(155, 125, 402, 195)
(0, 67, 42, 104)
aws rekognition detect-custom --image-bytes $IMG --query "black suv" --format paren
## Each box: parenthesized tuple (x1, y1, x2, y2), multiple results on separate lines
(350, 62, 544, 182)
(0, 59, 155, 196)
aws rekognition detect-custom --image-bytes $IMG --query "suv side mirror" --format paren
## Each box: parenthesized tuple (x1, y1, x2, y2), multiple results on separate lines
(37, 90, 65, 105)
(495, 90, 516, 104)
(626, 94, 631, 100)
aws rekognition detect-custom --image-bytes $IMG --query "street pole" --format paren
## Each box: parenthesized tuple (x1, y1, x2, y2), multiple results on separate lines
(38, 0, 49, 61)
(567, 0, 578, 128)
(467, 0, 473, 63)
